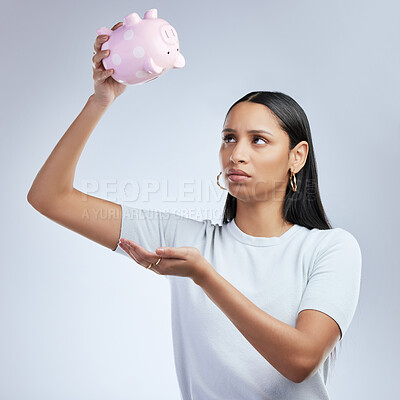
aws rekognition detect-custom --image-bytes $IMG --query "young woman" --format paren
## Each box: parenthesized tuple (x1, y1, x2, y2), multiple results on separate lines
(27, 21, 362, 400)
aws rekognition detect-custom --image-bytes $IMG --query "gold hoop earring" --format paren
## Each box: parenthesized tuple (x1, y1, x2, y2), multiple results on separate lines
(217, 171, 227, 190)
(290, 170, 297, 192)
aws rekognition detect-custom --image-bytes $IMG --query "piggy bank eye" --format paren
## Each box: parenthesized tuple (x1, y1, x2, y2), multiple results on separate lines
(177, 48, 179, 51)
(167, 51, 170, 54)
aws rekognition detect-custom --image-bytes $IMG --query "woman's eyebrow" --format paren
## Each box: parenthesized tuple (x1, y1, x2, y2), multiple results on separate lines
(221, 128, 273, 136)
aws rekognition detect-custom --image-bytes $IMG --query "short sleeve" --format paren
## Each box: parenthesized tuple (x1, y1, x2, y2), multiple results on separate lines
(112, 203, 211, 277)
(297, 228, 362, 340)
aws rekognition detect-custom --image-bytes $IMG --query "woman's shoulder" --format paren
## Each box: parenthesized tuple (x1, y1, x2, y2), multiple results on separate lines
(302, 225, 362, 259)
(308, 225, 360, 244)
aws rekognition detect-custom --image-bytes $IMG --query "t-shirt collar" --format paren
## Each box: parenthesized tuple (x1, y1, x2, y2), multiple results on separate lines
(226, 218, 302, 247)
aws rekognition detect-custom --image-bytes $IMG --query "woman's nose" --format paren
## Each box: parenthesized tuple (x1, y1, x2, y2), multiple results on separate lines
(230, 154, 246, 164)
(229, 143, 248, 164)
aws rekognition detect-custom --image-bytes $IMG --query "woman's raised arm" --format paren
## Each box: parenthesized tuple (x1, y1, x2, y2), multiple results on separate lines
(27, 22, 128, 251)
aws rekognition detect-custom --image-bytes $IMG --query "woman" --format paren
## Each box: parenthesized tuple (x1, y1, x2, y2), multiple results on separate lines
(27, 21, 362, 400)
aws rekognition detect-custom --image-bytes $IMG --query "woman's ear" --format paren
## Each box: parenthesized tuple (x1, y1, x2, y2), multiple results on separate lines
(290, 141, 309, 172)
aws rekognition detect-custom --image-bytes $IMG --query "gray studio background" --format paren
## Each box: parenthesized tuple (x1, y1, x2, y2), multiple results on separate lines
(1, 0, 399, 398)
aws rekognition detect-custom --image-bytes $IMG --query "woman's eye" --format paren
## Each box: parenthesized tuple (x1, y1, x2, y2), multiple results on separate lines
(253, 137, 267, 144)
(222, 135, 234, 143)
(222, 135, 267, 144)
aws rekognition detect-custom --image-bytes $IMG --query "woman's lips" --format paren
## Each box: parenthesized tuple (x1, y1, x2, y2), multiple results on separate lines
(228, 174, 251, 182)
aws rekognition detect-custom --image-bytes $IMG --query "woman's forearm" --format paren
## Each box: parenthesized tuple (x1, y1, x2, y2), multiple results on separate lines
(194, 268, 315, 383)
(27, 95, 110, 206)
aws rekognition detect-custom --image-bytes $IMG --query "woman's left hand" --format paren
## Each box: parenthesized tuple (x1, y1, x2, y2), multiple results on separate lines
(118, 238, 213, 283)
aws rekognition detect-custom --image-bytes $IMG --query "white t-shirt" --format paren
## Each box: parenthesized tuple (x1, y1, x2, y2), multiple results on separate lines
(113, 204, 362, 400)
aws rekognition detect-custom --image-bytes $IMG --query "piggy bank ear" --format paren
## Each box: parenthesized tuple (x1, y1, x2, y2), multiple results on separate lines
(173, 53, 185, 69)
(124, 12, 142, 26)
(144, 9, 158, 19)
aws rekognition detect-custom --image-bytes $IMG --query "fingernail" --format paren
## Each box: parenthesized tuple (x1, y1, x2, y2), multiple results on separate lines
(101, 35, 108, 40)
(156, 248, 165, 253)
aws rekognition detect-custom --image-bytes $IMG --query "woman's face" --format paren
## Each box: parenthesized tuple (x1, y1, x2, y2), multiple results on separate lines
(219, 102, 302, 203)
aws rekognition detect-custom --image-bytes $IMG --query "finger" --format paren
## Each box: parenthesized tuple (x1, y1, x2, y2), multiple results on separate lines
(122, 241, 160, 266)
(119, 243, 141, 264)
(93, 34, 109, 53)
(92, 49, 110, 69)
(155, 247, 188, 259)
(93, 21, 122, 53)
(124, 243, 163, 273)
(119, 239, 157, 257)
(111, 21, 124, 31)
(121, 242, 160, 267)
(93, 68, 114, 84)
(119, 242, 174, 276)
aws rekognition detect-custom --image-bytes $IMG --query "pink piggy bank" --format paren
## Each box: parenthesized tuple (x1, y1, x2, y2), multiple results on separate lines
(96, 8, 185, 86)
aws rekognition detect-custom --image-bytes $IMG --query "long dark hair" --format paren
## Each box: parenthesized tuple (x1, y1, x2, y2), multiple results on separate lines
(221, 91, 340, 375)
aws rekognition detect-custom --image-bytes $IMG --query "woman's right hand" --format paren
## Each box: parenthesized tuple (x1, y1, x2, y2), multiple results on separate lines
(92, 21, 127, 108)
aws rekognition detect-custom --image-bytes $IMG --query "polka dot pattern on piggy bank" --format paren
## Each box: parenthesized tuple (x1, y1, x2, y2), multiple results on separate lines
(96, 8, 185, 86)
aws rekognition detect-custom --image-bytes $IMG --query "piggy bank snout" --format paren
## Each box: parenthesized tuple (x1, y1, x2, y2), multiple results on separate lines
(160, 24, 179, 45)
